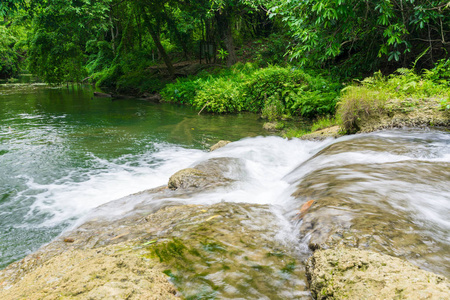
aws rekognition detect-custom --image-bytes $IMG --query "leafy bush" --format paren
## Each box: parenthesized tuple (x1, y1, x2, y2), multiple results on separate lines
(161, 76, 209, 105)
(162, 64, 341, 119)
(337, 86, 387, 132)
(240, 66, 308, 112)
(261, 93, 285, 121)
(193, 77, 244, 113)
(116, 70, 165, 94)
(310, 116, 340, 132)
(92, 64, 123, 88)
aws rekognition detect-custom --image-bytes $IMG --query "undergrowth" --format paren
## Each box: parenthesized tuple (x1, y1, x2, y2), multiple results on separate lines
(161, 63, 341, 118)
(337, 61, 450, 132)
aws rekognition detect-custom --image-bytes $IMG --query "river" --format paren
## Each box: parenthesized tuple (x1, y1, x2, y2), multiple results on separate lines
(0, 83, 269, 269)
(0, 83, 449, 296)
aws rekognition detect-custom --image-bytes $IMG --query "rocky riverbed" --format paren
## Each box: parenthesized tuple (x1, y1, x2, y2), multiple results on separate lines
(1, 137, 449, 299)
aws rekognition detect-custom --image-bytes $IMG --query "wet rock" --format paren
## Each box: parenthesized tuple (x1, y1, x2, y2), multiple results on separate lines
(140, 92, 162, 102)
(0, 244, 178, 300)
(93, 92, 112, 98)
(0, 202, 310, 300)
(355, 97, 450, 133)
(167, 157, 243, 190)
(141, 203, 310, 299)
(168, 168, 208, 190)
(306, 247, 450, 300)
(300, 126, 342, 140)
(209, 140, 231, 151)
(288, 142, 450, 277)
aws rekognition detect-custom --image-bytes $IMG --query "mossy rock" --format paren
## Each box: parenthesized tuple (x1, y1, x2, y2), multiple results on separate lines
(306, 247, 450, 300)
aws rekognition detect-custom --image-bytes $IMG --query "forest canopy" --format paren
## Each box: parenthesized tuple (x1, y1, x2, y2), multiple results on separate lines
(0, 0, 449, 83)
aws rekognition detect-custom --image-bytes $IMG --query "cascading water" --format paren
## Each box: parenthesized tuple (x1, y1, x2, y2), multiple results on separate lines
(1, 83, 449, 298)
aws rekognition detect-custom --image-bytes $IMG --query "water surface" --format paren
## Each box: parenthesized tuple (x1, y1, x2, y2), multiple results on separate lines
(0, 83, 268, 268)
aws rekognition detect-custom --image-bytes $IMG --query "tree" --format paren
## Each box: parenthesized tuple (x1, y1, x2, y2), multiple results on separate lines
(27, 0, 112, 84)
(0, 0, 26, 17)
(266, 0, 450, 73)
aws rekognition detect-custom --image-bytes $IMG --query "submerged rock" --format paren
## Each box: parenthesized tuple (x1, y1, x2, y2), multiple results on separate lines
(209, 140, 231, 151)
(287, 137, 450, 277)
(263, 121, 283, 131)
(306, 247, 450, 300)
(0, 202, 310, 300)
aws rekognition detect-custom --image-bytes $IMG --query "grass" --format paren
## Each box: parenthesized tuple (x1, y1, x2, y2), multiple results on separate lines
(337, 67, 450, 132)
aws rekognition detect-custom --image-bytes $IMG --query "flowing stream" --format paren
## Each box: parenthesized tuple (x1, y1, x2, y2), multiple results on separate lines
(1, 83, 449, 297)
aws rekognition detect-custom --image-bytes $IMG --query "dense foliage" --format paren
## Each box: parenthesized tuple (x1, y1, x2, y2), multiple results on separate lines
(266, 0, 450, 75)
(161, 63, 341, 117)
(1, 0, 449, 132)
(0, 11, 27, 78)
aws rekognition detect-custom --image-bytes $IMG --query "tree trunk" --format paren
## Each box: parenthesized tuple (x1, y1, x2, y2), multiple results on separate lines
(142, 8, 175, 77)
(215, 9, 237, 67)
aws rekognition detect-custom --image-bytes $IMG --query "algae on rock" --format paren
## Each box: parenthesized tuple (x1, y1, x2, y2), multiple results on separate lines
(306, 247, 450, 300)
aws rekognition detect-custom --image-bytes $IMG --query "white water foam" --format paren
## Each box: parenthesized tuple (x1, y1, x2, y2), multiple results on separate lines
(22, 143, 205, 227)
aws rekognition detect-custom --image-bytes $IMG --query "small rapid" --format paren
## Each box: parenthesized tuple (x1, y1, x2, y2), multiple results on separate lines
(1, 84, 449, 297)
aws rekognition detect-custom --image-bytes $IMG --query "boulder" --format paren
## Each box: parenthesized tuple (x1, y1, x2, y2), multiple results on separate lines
(263, 122, 279, 131)
(306, 247, 450, 300)
(168, 168, 209, 190)
(167, 157, 243, 190)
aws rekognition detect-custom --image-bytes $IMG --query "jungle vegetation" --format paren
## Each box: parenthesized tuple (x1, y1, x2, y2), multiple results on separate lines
(1, 0, 449, 132)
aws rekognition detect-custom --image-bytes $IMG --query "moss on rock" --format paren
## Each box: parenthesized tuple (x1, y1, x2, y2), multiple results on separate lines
(306, 247, 450, 300)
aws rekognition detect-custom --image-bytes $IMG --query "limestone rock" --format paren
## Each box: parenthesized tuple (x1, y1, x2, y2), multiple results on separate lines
(0, 244, 178, 300)
(306, 247, 450, 300)
(167, 157, 243, 190)
(300, 126, 342, 140)
(168, 168, 208, 190)
(209, 140, 231, 151)
(263, 122, 279, 131)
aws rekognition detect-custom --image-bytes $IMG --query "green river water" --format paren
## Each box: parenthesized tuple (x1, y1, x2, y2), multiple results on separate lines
(0, 83, 270, 269)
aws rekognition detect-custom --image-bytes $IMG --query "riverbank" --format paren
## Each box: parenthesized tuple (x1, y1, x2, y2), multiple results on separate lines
(287, 67, 450, 140)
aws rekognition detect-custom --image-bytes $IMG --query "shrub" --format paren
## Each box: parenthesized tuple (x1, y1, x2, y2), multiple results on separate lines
(161, 64, 341, 118)
(261, 93, 285, 121)
(337, 66, 450, 132)
(241, 66, 308, 112)
(310, 116, 340, 132)
(193, 77, 244, 113)
(337, 86, 387, 133)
